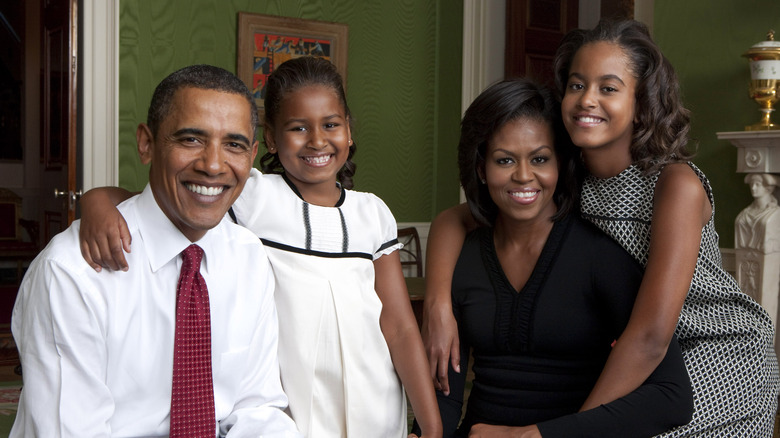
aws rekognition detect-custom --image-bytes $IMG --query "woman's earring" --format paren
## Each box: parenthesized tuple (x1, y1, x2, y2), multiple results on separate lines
(348, 139, 353, 145)
(480, 178, 486, 184)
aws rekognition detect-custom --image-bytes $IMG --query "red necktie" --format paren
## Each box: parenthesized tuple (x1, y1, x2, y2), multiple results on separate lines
(170, 244, 216, 437)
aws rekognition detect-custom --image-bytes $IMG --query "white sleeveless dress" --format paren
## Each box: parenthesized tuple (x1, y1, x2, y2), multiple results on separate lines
(232, 169, 407, 437)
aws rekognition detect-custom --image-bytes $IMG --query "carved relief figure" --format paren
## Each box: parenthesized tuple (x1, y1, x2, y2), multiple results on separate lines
(736, 173, 780, 253)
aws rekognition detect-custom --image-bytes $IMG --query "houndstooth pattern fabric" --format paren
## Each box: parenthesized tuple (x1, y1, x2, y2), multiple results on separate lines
(581, 163, 780, 437)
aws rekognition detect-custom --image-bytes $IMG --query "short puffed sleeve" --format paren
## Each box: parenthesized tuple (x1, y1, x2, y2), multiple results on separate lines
(367, 193, 402, 260)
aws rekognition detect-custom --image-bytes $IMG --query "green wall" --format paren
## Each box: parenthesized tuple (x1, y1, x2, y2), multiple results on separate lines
(118, 0, 462, 222)
(653, 0, 780, 247)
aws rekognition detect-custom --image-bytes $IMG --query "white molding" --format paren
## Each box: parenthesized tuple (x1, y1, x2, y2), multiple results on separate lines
(461, 0, 505, 116)
(80, 0, 119, 190)
(634, 0, 654, 34)
(579, 0, 601, 29)
(461, 0, 505, 203)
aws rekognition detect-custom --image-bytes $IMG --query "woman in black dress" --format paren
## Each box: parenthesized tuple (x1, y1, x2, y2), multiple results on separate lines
(420, 78, 693, 438)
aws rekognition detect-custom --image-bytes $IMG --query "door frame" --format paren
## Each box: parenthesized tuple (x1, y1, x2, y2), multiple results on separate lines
(81, 0, 119, 191)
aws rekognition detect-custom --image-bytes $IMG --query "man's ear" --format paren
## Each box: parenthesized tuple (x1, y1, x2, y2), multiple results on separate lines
(136, 123, 154, 165)
(250, 140, 259, 162)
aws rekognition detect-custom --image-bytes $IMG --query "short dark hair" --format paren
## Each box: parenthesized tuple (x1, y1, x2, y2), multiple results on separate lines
(260, 56, 357, 189)
(554, 19, 693, 172)
(459, 78, 582, 226)
(147, 64, 258, 139)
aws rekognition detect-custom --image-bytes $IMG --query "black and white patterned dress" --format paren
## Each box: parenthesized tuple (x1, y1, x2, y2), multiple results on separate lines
(580, 163, 779, 437)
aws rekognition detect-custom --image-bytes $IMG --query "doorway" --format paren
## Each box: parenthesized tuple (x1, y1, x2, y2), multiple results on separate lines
(0, 0, 79, 324)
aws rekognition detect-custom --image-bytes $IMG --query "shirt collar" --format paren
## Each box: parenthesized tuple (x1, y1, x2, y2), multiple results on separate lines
(134, 184, 220, 274)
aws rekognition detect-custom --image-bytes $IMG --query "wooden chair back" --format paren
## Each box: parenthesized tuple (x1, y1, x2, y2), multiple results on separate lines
(397, 226, 423, 277)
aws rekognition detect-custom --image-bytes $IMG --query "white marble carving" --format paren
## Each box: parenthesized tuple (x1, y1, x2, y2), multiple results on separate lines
(734, 173, 780, 333)
(736, 173, 780, 252)
(719, 130, 780, 346)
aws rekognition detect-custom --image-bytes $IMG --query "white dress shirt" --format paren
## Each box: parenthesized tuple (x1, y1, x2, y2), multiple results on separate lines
(10, 185, 301, 438)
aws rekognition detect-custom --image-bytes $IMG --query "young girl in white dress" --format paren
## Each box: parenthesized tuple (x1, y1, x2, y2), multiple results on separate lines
(78, 57, 442, 438)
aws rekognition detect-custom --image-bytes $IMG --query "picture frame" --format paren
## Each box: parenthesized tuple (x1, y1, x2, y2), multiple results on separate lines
(237, 12, 349, 121)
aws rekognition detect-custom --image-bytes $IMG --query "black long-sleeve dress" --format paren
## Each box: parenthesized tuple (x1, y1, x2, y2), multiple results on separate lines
(438, 215, 693, 437)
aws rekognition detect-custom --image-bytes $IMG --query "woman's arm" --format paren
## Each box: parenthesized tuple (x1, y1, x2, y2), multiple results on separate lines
(374, 251, 442, 438)
(79, 187, 135, 272)
(580, 163, 709, 410)
(467, 336, 693, 438)
(422, 203, 477, 394)
(468, 424, 540, 438)
(537, 335, 693, 437)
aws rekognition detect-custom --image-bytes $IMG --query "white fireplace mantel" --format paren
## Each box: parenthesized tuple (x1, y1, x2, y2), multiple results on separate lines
(718, 130, 780, 345)
(717, 130, 780, 173)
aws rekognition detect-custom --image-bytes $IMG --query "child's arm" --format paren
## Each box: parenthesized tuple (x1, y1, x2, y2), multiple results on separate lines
(421, 203, 475, 395)
(374, 251, 442, 438)
(78, 187, 135, 272)
(580, 163, 709, 410)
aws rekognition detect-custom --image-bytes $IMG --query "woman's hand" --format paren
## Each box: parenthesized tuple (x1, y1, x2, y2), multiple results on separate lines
(469, 424, 541, 438)
(422, 298, 460, 395)
(421, 203, 475, 394)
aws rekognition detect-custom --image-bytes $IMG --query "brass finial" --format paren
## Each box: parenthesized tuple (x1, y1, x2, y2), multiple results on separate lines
(768, 30, 776, 41)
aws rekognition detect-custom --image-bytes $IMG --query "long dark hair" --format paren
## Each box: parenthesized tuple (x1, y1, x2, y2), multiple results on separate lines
(554, 19, 694, 173)
(459, 78, 582, 226)
(260, 56, 357, 189)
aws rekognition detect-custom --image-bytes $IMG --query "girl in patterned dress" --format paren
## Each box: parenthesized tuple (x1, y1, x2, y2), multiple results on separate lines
(77, 57, 442, 438)
(423, 19, 779, 437)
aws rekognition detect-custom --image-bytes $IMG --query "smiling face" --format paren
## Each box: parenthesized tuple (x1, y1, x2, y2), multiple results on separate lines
(138, 87, 258, 242)
(264, 84, 351, 204)
(483, 117, 559, 225)
(561, 41, 637, 168)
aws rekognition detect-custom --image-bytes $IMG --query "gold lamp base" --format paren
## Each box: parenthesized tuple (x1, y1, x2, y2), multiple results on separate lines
(745, 123, 780, 131)
(746, 109, 780, 131)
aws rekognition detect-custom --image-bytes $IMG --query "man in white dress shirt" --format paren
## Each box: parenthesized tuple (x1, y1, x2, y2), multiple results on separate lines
(10, 65, 300, 437)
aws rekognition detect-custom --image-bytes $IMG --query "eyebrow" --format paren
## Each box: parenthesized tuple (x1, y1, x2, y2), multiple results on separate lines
(173, 128, 251, 145)
(282, 113, 344, 126)
(490, 144, 554, 155)
(569, 72, 626, 86)
(172, 127, 207, 137)
(225, 133, 251, 145)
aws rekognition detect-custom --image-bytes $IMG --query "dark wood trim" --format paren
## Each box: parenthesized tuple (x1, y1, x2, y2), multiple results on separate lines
(504, 0, 579, 86)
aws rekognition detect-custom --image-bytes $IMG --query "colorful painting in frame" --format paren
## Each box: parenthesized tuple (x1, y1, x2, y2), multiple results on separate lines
(237, 12, 349, 121)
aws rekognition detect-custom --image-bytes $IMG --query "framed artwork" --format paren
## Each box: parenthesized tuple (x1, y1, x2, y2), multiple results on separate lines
(237, 12, 349, 121)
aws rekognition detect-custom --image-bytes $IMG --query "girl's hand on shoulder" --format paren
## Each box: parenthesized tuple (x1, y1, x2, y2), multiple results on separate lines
(79, 188, 133, 272)
(469, 424, 541, 438)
